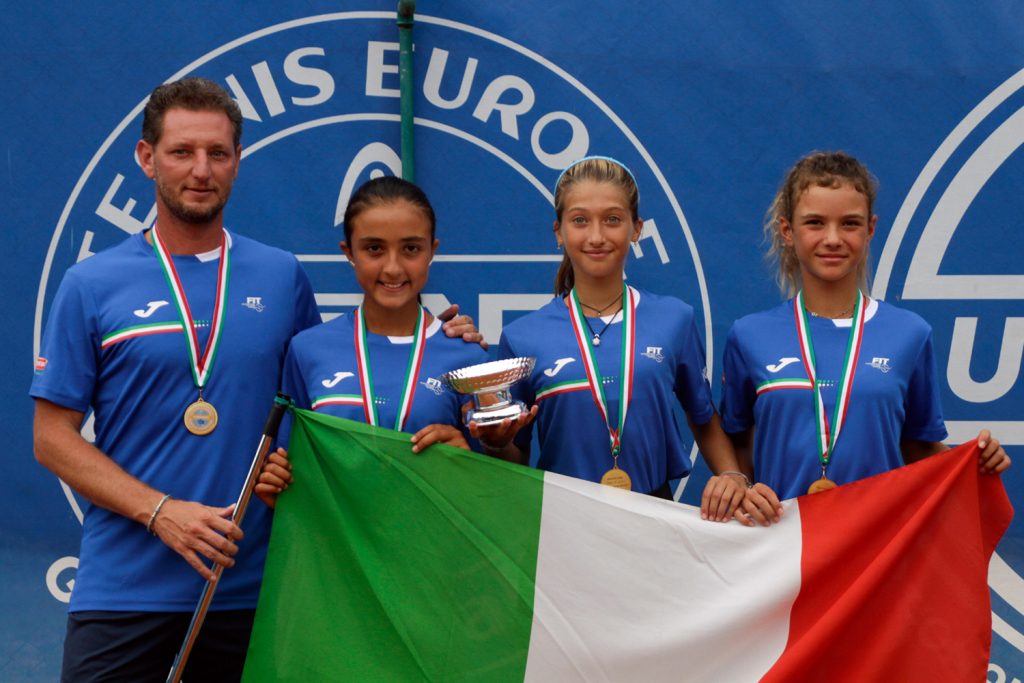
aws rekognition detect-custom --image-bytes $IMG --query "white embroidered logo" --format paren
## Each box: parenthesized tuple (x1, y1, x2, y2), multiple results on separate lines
(133, 300, 169, 318)
(866, 357, 892, 373)
(642, 346, 664, 363)
(242, 296, 265, 312)
(767, 357, 801, 373)
(421, 377, 446, 396)
(322, 371, 355, 388)
(544, 357, 576, 377)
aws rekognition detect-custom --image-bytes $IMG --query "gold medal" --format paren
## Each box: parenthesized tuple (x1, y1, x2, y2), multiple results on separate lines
(184, 399, 218, 436)
(600, 467, 632, 491)
(807, 477, 837, 495)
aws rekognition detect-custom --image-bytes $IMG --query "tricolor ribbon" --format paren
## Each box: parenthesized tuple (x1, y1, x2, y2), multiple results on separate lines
(150, 224, 230, 390)
(354, 306, 427, 431)
(567, 284, 636, 458)
(793, 290, 867, 471)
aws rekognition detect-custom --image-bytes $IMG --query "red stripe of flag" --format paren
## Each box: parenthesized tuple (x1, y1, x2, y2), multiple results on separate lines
(761, 442, 1012, 682)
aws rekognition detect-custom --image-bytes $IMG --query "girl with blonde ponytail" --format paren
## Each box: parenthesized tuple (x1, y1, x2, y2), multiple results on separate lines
(478, 156, 749, 522)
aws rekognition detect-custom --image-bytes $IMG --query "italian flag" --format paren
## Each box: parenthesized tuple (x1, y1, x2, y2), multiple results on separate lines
(242, 409, 1010, 682)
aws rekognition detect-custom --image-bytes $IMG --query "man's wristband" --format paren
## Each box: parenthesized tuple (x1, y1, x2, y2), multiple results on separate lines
(146, 494, 172, 534)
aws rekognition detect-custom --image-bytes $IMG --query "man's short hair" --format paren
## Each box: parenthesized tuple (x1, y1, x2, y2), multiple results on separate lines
(141, 77, 243, 147)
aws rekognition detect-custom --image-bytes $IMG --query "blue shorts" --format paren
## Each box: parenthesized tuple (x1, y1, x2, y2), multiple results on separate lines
(61, 609, 255, 683)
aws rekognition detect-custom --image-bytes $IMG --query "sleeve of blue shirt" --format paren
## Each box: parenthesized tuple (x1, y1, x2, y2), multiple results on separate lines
(902, 326, 948, 443)
(30, 269, 99, 413)
(671, 301, 715, 426)
(291, 259, 322, 334)
(719, 323, 755, 434)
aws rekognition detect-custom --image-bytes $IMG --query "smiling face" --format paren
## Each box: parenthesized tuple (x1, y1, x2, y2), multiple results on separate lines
(341, 199, 438, 325)
(780, 182, 876, 293)
(137, 107, 240, 227)
(554, 180, 642, 286)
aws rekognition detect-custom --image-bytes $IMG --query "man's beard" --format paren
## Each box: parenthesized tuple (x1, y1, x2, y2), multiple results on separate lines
(156, 176, 232, 225)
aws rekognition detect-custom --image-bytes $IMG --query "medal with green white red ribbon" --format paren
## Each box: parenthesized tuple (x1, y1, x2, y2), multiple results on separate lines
(150, 224, 230, 436)
(353, 305, 427, 431)
(794, 290, 867, 494)
(567, 284, 636, 491)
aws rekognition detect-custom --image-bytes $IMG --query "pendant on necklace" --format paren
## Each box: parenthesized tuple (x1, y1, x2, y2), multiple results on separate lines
(592, 334, 601, 347)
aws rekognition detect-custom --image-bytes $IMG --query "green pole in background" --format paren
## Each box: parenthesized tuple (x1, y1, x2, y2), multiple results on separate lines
(398, 0, 416, 182)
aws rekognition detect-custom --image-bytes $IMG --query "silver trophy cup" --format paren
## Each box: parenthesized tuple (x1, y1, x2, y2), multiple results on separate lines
(441, 357, 536, 426)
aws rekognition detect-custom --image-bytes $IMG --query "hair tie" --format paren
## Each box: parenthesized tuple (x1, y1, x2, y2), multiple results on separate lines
(553, 155, 639, 198)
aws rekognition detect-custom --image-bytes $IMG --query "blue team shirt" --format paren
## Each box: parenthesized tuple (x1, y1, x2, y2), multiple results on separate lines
(281, 313, 490, 442)
(498, 288, 715, 494)
(720, 298, 947, 500)
(30, 230, 320, 612)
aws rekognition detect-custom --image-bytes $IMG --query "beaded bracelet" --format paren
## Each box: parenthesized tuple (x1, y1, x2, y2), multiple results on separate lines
(719, 470, 752, 488)
(146, 494, 172, 534)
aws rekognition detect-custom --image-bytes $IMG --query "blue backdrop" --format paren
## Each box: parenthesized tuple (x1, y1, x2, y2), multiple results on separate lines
(3, 2, 1023, 680)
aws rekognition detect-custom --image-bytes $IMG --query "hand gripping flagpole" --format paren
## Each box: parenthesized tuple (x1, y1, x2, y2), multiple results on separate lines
(166, 393, 292, 683)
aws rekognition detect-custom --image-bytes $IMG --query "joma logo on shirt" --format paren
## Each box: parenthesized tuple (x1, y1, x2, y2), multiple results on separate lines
(544, 358, 576, 377)
(133, 301, 169, 318)
(322, 372, 354, 388)
(766, 357, 800, 373)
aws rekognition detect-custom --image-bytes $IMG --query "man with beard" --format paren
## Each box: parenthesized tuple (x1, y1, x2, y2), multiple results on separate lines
(30, 77, 481, 681)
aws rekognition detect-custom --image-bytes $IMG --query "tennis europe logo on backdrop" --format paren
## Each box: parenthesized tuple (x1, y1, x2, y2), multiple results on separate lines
(35, 12, 711, 602)
(873, 67, 1024, 678)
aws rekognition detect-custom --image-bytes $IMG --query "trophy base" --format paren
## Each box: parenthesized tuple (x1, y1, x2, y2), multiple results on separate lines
(466, 401, 528, 426)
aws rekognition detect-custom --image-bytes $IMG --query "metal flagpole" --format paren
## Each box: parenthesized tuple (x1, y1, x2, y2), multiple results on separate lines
(398, 0, 416, 181)
(166, 394, 292, 683)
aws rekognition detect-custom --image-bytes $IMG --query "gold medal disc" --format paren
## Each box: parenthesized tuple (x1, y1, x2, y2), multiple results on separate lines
(184, 399, 218, 436)
(600, 467, 632, 491)
(807, 477, 838, 495)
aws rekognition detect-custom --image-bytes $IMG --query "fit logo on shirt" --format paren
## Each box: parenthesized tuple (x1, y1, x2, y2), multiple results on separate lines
(421, 377, 446, 396)
(133, 300, 169, 318)
(322, 371, 355, 388)
(642, 346, 664, 363)
(866, 357, 892, 373)
(544, 358, 576, 377)
(242, 296, 265, 312)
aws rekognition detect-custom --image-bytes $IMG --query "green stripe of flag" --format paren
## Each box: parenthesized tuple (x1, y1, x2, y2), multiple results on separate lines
(242, 408, 545, 682)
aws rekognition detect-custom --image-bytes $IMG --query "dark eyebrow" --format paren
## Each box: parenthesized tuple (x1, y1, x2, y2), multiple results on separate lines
(355, 235, 429, 244)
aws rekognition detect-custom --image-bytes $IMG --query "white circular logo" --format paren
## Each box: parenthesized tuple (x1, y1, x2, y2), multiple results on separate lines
(35, 12, 714, 591)
(873, 66, 1024, 675)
